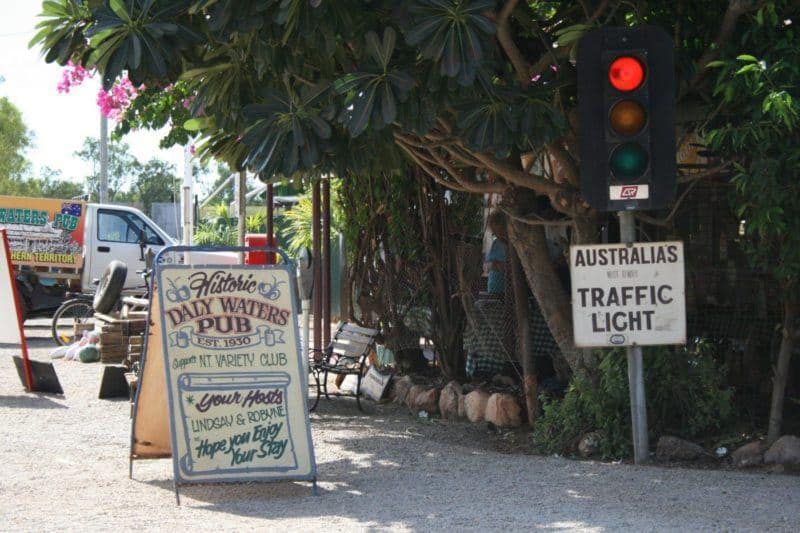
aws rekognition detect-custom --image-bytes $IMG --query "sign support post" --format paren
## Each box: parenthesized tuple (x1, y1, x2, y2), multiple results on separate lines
(619, 211, 648, 464)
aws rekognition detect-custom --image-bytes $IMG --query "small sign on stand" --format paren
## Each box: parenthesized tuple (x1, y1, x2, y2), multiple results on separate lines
(140, 245, 316, 504)
(570, 241, 686, 347)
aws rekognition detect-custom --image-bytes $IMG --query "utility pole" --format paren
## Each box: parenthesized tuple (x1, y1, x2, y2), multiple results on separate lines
(99, 113, 109, 203)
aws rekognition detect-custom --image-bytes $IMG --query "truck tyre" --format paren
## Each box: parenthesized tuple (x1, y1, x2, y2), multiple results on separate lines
(93, 261, 127, 314)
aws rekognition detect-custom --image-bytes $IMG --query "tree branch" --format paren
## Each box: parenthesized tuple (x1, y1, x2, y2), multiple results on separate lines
(491, 0, 532, 85)
(634, 179, 700, 227)
(682, 0, 758, 98)
(394, 135, 507, 194)
(547, 141, 580, 187)
(499, 206, 575, 227)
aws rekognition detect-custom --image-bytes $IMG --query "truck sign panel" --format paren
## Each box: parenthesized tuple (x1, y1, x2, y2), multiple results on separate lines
(0, 196, 86, 269)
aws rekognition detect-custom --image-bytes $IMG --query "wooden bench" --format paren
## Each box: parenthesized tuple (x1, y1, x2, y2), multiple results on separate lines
(309, 323, 379, 412)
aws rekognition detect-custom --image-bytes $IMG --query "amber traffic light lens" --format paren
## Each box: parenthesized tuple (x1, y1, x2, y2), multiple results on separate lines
(610, 100, 647, 136)
(610, 142, 648, 180)
(608, 56, 645, 91)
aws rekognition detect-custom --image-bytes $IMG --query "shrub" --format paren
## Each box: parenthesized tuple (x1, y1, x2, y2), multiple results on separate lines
(533, 340, 733, 459)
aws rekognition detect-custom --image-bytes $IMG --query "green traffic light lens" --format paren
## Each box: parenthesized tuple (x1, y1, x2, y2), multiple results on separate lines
(610, 143, 648, 180)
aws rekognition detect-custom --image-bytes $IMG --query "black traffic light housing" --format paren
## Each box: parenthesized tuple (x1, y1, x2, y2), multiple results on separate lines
(578, 26, 676, 211)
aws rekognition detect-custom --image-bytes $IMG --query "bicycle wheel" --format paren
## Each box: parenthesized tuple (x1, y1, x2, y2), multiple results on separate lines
(52, 299, 95, 346)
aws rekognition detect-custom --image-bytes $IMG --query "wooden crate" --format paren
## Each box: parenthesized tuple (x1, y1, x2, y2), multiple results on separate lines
(94, 312, 148, 364)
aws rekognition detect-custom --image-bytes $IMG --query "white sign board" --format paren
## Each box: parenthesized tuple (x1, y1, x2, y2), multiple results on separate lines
(570, 241, 686, 347)
(157, 262, 316, 484)
(360, 367, 392, 401)
(0, 229, 22, 344)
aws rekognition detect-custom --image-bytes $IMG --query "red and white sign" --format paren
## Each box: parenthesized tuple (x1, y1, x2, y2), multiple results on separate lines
(610, 184, 649, 200)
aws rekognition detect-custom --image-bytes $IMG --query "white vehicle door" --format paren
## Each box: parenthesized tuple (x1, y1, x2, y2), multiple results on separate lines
(92, 208, 167, 290)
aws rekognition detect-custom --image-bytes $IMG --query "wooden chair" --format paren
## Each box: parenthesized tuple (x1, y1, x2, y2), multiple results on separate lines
(309, 323, 379, 412)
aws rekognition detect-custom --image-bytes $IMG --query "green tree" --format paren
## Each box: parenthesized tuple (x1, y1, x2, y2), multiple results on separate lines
(704, 4, 800, 443)
(0, 96, 31, 192)
(133, 159, 178, 212)
(75, 136, 141, 202)
(38, 166, 85, 199)
(30, 2, 799, 419)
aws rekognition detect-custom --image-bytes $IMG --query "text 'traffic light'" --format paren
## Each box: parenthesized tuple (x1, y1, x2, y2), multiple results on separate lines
(578, 26, 676, 211)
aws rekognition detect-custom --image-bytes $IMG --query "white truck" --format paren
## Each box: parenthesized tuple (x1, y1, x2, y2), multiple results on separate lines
(0, 196, 228, 319)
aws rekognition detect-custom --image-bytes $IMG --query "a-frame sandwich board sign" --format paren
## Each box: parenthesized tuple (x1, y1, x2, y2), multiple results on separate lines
(130, 246, 316, 504)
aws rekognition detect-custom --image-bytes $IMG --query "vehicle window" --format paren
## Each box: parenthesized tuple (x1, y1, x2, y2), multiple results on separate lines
(97, 210, 164, 245)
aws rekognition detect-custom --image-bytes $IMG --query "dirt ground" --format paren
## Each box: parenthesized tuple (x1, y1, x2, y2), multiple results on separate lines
(1, 320, 799, 532)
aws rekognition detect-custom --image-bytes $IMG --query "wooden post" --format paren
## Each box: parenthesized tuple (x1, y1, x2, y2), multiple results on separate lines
(266, 183, 274, 264)
(322, 179, 331, 347)
(237, 171, 246, 263)
(510, 245, 537, 425)
(619, 211, 648, 464)
(312, 180, 322, 353)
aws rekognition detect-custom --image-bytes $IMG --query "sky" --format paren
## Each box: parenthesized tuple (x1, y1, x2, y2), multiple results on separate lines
(0, 1, 203, 193)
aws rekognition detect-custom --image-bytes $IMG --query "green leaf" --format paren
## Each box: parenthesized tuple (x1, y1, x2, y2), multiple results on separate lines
(735, 64, 760, 75)
(184, 117, 215, 131)
(109, 0, 132, 23)
(381, 83, 396, 125)
(348, 84, 377, 137)
(736, 54, 758, 62)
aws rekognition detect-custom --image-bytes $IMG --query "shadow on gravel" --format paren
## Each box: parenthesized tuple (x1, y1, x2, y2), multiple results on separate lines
(1, 337, 57, 350)
(132, 397, 506, 529)
(0, 394, 66, 409)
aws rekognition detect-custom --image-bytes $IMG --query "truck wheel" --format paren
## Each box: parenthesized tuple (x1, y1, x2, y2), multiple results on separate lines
(93, 260, 127, 314)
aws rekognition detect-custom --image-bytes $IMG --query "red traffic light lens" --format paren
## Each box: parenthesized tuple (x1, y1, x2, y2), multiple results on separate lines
(608, 56, 644, 91)
(610, 100, 647, 136)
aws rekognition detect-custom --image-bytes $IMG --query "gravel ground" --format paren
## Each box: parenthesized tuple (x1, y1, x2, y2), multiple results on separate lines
(1, 320, 799, 532)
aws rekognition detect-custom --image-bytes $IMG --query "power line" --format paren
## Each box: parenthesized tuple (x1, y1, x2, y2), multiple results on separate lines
(0, 30, 34, 38)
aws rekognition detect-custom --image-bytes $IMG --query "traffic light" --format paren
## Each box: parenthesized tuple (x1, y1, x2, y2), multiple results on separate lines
(578, 26, 676, 211)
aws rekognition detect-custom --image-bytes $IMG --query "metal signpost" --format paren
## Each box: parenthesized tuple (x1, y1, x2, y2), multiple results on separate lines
(571, 224, 686, 464)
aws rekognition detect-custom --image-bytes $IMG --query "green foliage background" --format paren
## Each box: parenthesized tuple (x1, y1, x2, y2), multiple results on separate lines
(534, 342, 734, 459)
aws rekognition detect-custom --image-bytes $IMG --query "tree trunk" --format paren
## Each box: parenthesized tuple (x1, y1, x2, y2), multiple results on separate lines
(507, 219, 576, 380)
(767, 297, 798, 444)
(509, 244, 537, 424)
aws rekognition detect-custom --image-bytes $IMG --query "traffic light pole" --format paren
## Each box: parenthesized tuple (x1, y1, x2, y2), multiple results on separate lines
(619, 211, 649, 464)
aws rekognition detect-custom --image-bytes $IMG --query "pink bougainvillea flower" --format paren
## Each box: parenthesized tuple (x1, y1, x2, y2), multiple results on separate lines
(57, 60, 92, 93)
(96, 76, 143, 120)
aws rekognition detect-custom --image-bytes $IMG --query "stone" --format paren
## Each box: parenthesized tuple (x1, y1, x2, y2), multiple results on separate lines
(439, 381, 463, 419)
(578, 432, 602, 458)
(457, 393, 466, 419)
(656, 436, 707, 461)
(484, 393, 522, 428)
(731, 441, 765, 467)
(415, 388, 440, 414)
(393, 376, 413, 405)
(406, 385, 426, 409)
(464, 390, 490, 423)
(764, 435, 800, 465)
